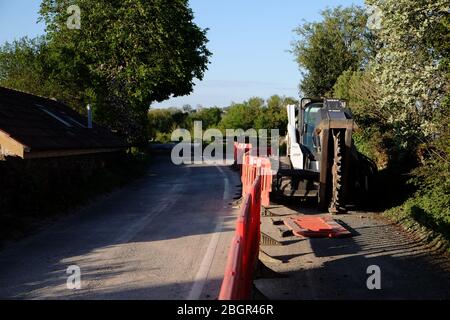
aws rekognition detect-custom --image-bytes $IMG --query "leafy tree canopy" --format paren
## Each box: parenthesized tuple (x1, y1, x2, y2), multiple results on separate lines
(220, 96, 297, 133)
(190, 107, 223, 129)
(293, 5, 374, 97)
(1, 0, 211, 145)
(368, 0, 449, 155)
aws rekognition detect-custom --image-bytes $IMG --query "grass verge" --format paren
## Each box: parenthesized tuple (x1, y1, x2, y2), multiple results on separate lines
(384, 187, 450, 254)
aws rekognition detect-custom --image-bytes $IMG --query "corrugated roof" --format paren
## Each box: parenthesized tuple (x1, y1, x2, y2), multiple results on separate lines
(0, 87, 128, 152)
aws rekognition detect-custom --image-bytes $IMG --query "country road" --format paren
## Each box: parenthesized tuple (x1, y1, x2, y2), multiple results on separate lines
(0, 155, 240, 300)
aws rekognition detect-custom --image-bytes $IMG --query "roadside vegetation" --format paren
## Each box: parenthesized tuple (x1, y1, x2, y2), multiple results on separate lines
(292, 1, 449, 246)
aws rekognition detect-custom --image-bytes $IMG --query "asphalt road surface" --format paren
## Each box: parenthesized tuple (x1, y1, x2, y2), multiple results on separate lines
(0, 155, 240, 300)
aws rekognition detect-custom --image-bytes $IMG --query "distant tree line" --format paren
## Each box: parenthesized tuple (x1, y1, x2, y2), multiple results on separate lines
(148, 95, 298, 142)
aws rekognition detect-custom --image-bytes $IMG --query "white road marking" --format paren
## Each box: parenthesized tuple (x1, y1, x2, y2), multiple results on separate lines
(217, 166, 232, 200)
(187, 166, 231, 300)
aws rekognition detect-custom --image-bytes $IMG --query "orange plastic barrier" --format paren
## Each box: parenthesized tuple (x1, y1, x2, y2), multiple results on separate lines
(219, 143, 274, 300)
(247, 177, 261, 294)
(234, 142, 253, 165)
(235, 194, 252, 298)
(219, 177, 262, 300)
(260, 158, 272, 207)
(241, 154, 273, 207)
(241, 153, 259, 196)
(218, 235, 244, 300)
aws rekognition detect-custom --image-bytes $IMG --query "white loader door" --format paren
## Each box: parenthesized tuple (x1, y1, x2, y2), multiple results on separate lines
(286, 104, 304, 170)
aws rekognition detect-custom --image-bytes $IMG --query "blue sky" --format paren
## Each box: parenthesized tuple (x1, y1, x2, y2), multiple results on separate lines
(0, 0, 365, 108)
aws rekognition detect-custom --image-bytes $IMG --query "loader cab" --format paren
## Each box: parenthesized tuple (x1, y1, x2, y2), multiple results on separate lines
(302, 102, 323, 153)
(299, 99, 351, 154)
(298, 99, 325, 155)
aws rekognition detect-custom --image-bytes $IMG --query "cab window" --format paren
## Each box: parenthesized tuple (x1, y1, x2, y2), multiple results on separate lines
(303, 103, 322, 151)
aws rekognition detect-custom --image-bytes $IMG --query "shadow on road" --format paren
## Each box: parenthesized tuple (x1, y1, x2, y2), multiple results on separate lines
(0, 154, 240, 299)
(256, 210, 450, 300)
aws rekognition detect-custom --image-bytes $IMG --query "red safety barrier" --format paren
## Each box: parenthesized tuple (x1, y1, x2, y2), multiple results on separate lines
(218, 235, 244, 300)
(241, 154, 273, 207)
(235, 194, 252, 298)
(247, 177, 261, 293)
(241, 153, 259, 196)
(219, 177, 262, 300)
(220, 143, 274, 300)
(260, 158, 272, 207)
(234, 142, 253, 165)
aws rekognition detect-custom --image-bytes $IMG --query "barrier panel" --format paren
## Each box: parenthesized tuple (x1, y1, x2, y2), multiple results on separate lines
(241, 154, 273, 205)
(235, 194, 252, 298)
(234, 142, 253, 166)
(260, 158, 273, 207)
(241, 154, 259, 196)
(218, 235, 244, 300)
(219, 143, 274, 300)
(234, 143, 272, 162)
(219, 177, 261, 300)
(246, 177, 261, 295)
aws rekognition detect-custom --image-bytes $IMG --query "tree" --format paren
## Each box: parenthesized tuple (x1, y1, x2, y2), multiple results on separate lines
(220, 104, 257, 131)
(182, 105, 193, 114)
(218, 96, 297, 135)
(333, 68, 384, 123)
(292, 5, 374, 97)
(255, 95, 297, 135)
(333, 68, 390, 168)
(0, 37, 46, 95)
(189, 107, 222, 129)
(36, 0, 211, 144)
(369, 0, 449, 153)
(147, 109, 175, 140)
(220, 98, 264, 131)
(0, 37, 87, 110)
